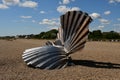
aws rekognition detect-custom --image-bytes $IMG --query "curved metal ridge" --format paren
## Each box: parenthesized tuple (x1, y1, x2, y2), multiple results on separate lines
(22, 10, 93, 69)
(59, 11, 92, 54)
(23, 46, 68, 69)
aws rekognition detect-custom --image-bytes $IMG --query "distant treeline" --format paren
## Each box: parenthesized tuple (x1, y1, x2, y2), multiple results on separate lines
(88, 30, 120, 41)
(0, 29, 120, 41)
(0, 29, 58, 40)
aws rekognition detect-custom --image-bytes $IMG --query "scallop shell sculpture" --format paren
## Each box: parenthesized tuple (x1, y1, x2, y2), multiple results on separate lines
(22, 11, 93, 69)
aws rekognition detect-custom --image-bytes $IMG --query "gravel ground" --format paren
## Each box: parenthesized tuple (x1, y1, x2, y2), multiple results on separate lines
(0, 39, 120, 80)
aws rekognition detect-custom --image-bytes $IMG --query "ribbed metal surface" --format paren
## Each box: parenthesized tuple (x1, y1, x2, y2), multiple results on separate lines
(58, 11, 92, 54)
(22, 10, 92, 69)
(22, 46, 68, 69)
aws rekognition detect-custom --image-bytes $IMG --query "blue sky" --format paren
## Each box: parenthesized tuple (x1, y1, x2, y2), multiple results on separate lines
(0, 0, 120, 36)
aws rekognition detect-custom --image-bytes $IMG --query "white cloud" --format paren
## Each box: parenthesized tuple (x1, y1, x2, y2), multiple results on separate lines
(116, 0, 120, 2)
(90, 13, 101, 19)
(0, 4, 9, 9)
(113, 24, 120, 32)
(104, 11, 111, 15)
(63, 0, 70, 4)
(117, 18, 120, 21)
(1, 0, 38, 8)
(71, 7, 80, 11)
(62, 0, 75, 4)
(20, 16, 32, 19)
(40, 11, 45, 14)
(109, 0, 115, 3)
(109, 0, 120, 3)
(57, 5, 70, 13)
(2, 0, 20, 5)
(51, 18, 60, 21)
(98, 25, 104, 30)
(49, 27, 58, 30)
(90, 12, 111, 24)
(99, 18, 110, 24)
(19, 1, 38, 8)
(32, 20, 36, 23)
(113, 23, 120, 27)
(39, 18, 60, 27)
(89, 12, 110, 24)
(59, 1, 62, 4)
(57, 5, 80, 14)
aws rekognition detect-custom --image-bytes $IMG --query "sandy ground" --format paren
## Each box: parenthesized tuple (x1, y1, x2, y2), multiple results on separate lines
(0, 39, 120, 80)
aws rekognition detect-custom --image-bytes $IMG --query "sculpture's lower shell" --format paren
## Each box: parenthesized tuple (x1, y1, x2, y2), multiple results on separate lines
(22, 46, 68, 69)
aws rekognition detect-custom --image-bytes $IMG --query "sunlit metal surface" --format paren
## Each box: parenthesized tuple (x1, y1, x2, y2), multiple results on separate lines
(22, 11, 92, 69)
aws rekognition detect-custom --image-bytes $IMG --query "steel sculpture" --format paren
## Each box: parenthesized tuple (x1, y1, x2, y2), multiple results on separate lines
(22, 11, 93, 69)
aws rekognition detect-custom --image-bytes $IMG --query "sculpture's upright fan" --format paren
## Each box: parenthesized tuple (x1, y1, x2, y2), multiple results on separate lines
(22, 11, 92, 69)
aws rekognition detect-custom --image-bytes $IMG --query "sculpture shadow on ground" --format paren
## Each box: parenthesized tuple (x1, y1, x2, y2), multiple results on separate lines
(72, 59, 120, 69)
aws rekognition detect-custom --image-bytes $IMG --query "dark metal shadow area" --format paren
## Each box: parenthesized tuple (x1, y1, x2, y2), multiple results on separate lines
(72, 59, 120, 69)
